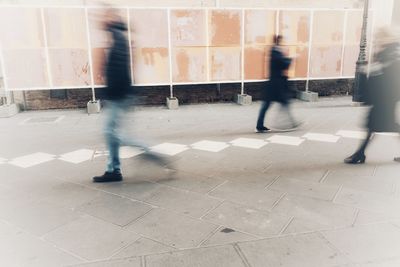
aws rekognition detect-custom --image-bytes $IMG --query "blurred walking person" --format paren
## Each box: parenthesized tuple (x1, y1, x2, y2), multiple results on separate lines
(256, 35, 299, 133)
(93, 9, 163, 183)
(345, 27, 400, 164)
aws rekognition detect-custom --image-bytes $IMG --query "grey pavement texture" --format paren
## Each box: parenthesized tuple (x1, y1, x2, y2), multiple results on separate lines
(0, 96, 400, 267)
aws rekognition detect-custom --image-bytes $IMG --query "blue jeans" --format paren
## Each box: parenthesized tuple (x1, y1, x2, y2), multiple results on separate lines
(104, 99, 147, 173)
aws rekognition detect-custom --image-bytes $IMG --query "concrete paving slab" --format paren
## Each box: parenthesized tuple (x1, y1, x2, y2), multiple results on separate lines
(322, 223, 400, 263)
(1, 99, 399, 265)
(126, 208, 218, 248)
(354, 210, 400, 225)
(0, 198, 81, 237)
(269, 177, 340, 201)
(208, 181, 283, 212)
(360, 259, 400, 267)
(145, 245, 246, 267)
(77, 194, 153, 226)
(277, 169, 329, 183)
(203, 201, 291, 237)
(44, 215, 139, 261)
(201, 226, 256, 246)
(238, 232, 350, 267)
(273, 194, 357, 233)
(328, 165, 377, 177)
(142, 185, 223, 218)
(112, 237, 176, 259)
(334, 187, 400, 216)
(40, 182, 106, 209)
(156, 170, 225, 194)
(96, 180, 164, 201)
(323, 173, 395, 196)
(70, 257, 141, 267)
(0, 221, 82, 267)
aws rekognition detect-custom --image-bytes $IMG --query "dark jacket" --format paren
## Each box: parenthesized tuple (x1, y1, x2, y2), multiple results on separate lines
(365, 42, 400, 132)
(104, 22, 132, 100)
(263, 46, 292, 103)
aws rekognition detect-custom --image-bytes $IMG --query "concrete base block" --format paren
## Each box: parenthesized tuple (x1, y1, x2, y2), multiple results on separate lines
(351, 101, 363, 107)
(297, 90, 318, 102)
(0, 104, 20, 118)
(87, 100, 101, 114)
(235, 94, 252, 105)
(166, 97, 179, 110)
(0, 103, 20, 118)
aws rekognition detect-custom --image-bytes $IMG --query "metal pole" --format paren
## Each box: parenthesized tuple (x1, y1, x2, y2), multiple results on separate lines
(353, 0, 369, 102)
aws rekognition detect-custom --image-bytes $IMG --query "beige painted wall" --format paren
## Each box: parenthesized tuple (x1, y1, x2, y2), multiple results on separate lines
(0, 0, 363, 8)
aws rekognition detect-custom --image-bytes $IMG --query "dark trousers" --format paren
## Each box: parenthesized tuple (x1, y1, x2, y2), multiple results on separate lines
(355, 130, 373, 155)
(256, 100, 271, 129)
(256, 100, 295, 129)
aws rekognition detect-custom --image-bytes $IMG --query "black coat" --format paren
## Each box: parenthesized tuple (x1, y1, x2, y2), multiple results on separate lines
(104, 22, 132, 100)
(262, 46, 292, 103)
(364, 42, 400, 132)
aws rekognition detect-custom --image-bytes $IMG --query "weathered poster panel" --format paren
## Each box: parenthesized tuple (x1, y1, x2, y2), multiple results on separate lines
(279, 10, 310, 78)
(130, 9, 170, 84)
(45, 8, 91, 87)
(0, 7, 49, 89)
(244, 10, 276, 79)
(310, 11, 344, 78)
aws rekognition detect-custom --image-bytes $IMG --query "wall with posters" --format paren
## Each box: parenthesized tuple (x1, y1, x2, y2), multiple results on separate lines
(1, 0, 389, 109)
(0, 6, 372, 92)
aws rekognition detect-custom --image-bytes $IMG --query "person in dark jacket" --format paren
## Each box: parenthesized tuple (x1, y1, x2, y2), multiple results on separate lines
(256, 35, 299, 132)
(345, 28, 400, 164)
(94, 10, 168, 182)
(93, 10, 133, 183)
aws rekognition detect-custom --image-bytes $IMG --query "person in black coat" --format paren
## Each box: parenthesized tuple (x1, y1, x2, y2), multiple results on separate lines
(93, 10, 132, 183)
(256, 35, 299, 132)
(93, 10, 166, 183)
(345, 28, 400, 164)
(104, 21, 132, 101)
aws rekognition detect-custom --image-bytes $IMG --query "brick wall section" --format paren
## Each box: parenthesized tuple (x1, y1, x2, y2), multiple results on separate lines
(308, 79, 354, 96)
(24, 89, 92, 110)
(245, 80, 307, 101)
(22, 79, 354, 110)
(172, 83, 242, 104)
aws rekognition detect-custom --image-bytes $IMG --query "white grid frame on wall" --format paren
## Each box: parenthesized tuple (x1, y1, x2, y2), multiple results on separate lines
(0, 5, 372, 99)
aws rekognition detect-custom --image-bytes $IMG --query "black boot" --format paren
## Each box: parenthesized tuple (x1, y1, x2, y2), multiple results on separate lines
(93, 170, 123, 183)
(344, 152, 366, 164)
(255, 126, 270, 133)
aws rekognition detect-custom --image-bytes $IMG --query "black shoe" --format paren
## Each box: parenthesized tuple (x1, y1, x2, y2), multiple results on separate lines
(93, 171, 123, 183)
(344, 153, 366, 164)
(255, 126, 270, 133)
(394, 157, 400, 163)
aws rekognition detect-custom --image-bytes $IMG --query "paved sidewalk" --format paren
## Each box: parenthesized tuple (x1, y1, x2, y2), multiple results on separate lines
(0, 97, 400, 267)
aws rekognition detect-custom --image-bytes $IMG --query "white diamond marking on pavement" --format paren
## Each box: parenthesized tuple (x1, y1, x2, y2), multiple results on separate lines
(303, 133, 340, 143)
(150, 143, 188, 156)
(9, 152, 55, 168)
(120, 146, 144, 159)
(376, 132, 400, 137)
(336, 130, 366, 139)
(59, 149, 94, 164)
(267, 135, 304, 146)
(229, 138, 268, 149)
(191, 140, 230, 152)
(93, 150, 108, 158)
